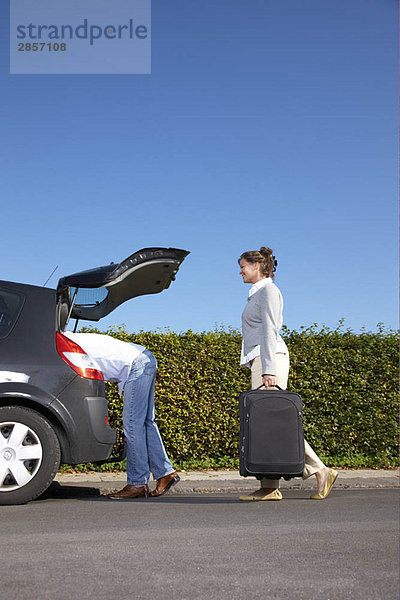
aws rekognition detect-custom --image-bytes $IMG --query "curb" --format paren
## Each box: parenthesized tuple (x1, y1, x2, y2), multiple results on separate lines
(55, 469, 399, 495)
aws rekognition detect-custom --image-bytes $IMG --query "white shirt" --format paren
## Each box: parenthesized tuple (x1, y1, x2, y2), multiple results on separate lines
(64, 332, 145, 396)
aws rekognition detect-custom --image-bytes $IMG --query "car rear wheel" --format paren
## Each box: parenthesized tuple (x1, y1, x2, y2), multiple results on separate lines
(0, 406, 61, 505)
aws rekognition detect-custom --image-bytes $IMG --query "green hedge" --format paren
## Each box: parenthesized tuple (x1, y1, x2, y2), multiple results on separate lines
(68, 323, 398, 471)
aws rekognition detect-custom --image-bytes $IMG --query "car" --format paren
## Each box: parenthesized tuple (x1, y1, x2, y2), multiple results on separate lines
(0, 247, 189, 505)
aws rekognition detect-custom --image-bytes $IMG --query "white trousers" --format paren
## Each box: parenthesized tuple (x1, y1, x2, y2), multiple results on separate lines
(251, 353, 326, 488)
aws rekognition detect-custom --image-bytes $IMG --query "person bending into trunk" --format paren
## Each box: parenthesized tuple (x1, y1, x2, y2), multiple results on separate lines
(65, 332, 180, 499)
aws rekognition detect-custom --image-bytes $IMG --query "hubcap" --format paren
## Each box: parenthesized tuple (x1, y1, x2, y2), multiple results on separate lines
(0, 422, 43, 492)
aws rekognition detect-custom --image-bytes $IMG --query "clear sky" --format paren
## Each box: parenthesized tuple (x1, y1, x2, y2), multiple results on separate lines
(1, 0, 398, 334)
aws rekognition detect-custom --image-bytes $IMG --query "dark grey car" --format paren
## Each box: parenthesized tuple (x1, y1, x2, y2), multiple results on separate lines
(0, 247, 189, 505)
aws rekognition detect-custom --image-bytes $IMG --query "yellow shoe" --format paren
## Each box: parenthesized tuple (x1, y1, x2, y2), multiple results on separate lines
(239, 488, 283, 501)
(310, 468, 338, 500)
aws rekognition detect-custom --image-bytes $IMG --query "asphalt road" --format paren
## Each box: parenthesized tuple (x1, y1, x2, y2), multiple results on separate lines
(2, 488, 398, 600)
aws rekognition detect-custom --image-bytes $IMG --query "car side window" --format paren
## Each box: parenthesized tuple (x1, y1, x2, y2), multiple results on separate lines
(0, 287, 25, 340)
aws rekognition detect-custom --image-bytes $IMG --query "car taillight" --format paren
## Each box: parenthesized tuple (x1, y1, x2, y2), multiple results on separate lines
(56, 332, 104, 381)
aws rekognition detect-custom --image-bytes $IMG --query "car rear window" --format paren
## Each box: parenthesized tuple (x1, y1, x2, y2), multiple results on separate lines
(0, 287, 25, 339)
(71, 286, 108, 308)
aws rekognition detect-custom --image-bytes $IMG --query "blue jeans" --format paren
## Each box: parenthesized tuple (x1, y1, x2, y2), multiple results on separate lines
(123, 349, 174, 486)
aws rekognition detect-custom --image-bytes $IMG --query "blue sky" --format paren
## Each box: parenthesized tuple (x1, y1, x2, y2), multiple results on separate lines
(1, 0, 398, 334)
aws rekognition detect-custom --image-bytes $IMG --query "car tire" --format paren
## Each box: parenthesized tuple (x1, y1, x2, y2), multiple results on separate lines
(0, 406, 61, 505)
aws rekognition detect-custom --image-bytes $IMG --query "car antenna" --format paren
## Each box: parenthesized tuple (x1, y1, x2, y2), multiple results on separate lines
(43, 265, 58, 287)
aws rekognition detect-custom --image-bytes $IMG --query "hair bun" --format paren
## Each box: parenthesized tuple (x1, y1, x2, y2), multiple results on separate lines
(259, 247, 278, 272)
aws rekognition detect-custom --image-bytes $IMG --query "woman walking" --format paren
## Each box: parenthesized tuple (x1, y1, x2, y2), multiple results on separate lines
(238, 247, 338, 501)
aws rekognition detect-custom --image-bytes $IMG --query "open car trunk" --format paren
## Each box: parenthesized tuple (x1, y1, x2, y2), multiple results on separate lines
(56, 247, 189, 328)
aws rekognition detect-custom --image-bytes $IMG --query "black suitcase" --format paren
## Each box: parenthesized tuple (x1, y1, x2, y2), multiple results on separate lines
(239, 387, 305, 480)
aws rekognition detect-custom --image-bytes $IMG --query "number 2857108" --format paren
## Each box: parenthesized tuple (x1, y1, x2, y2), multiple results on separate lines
(18, 43, 67, 51)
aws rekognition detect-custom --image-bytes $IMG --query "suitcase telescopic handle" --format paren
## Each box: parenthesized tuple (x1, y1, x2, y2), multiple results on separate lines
(256, 384, 283, 390)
